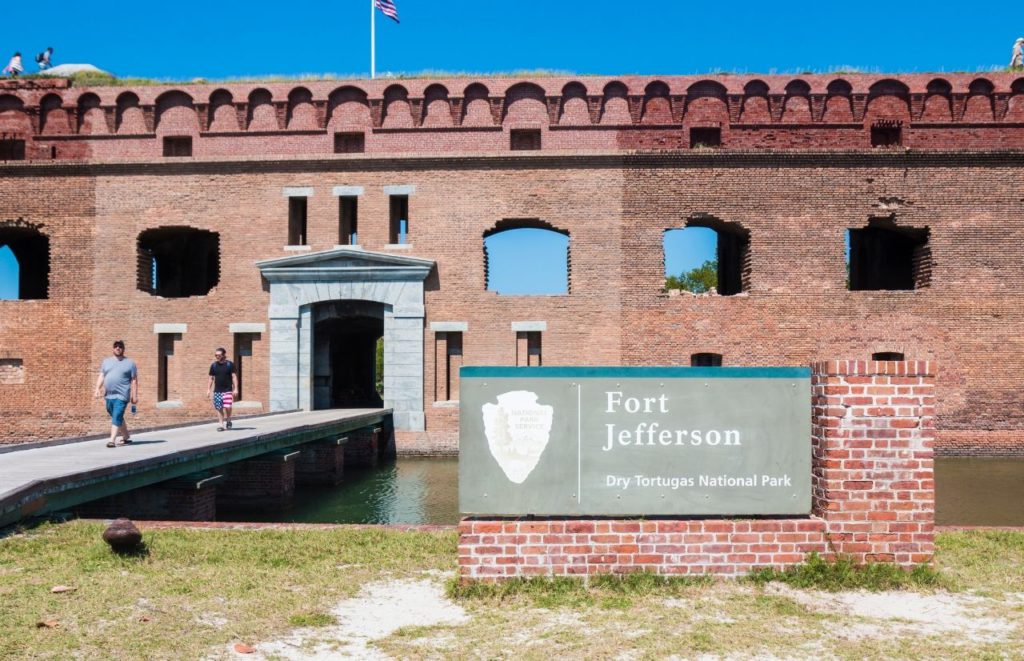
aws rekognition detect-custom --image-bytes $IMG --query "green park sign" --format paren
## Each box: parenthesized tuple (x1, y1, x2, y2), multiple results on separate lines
(459, 367, 811, 516)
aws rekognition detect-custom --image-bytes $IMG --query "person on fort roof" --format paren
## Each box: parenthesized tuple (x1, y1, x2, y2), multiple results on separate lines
(207, 347, 238, 432)
(35, 47, 53, 70)
(94, 340, 139, 448)
(1012, 38, 1024, 69)
(2, 52, 23, 77)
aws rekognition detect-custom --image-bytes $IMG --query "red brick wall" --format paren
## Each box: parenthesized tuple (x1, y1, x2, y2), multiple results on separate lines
(459, 362, 934, 579)
(0, 73, 1021, 456)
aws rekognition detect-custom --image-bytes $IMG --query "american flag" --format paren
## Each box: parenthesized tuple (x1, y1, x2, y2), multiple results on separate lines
(375, 0, 399, 23)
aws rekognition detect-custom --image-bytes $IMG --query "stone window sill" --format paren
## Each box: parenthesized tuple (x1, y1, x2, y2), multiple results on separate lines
(155, 400, 183, 409)
(233, 401, 263, 409)
(283, 245, 312, 251)
(433, 400, 460, 408)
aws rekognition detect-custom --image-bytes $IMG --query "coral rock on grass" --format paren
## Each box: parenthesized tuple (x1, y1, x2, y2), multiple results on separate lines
(102, 518, 143, 552)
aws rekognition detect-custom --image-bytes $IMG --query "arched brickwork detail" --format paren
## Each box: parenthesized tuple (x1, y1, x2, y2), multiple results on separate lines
(503, 82, 547, 125)
(462, 83, 493, 126)
(781, 80, 812, 123)
(866, 79, 910, 119)
(421, 84, 452, 127)
(40, 93, 71, 135)
(208, 89, 239, 131)
(0, 94, 30, 135)
(286, 87, 317, 130)
(739, 80, 770, 123)
(599, 81, 630, 124)
(247, 88, 278, 131)
(684, 81, 728, 126)
(963, 78, 994, 121)
(381, 84, 414, 128)
(559, 81, 590, 124)
(823, 80, 854, 122)
(155, 91, 198, 133)
(327, 86, 371, 129)
(922, 79, 952, 122)
(76, 92, 107, 135)
(641, 81, 672, 124)
(1006, 81, 1024, 121)
(115, 92, 146, 134)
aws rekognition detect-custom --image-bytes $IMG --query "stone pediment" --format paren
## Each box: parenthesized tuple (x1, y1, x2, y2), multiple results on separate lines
(257, 247, 434, 283)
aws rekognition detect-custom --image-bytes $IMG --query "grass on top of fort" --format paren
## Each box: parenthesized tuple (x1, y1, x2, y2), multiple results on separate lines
(1, 521, 1022, 660)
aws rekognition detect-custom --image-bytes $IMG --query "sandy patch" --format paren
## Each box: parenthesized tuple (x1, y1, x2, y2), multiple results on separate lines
(765, 584, 1017, 643)
(223, 578, 468, 660)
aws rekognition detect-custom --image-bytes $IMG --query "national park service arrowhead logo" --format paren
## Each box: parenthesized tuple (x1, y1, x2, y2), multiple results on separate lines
(481, 391, 554, 484)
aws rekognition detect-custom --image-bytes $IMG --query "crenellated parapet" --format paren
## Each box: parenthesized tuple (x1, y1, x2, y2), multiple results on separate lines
(2, 72, 1024, 159)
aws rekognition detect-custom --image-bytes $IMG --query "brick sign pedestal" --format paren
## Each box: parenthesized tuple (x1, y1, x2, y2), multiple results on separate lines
(459, 361, 935, 581)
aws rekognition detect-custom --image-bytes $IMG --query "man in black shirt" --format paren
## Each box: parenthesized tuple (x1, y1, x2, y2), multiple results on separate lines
(207, 347, 238, 431)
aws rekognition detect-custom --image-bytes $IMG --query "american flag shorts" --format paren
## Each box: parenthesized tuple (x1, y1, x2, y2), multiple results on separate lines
(213, 391, 233, 410)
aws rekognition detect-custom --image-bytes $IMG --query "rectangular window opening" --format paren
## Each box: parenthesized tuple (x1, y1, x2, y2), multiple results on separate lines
(288, 197, 308, 246)
(389, 195, 409, 244)
(162, 136, 193, 157)
(339, 196, 358, 245)
(516, 331, 542, 367)
(872, 352, 905, 361)
(871, 122, 902, 148)
(689, 127, 721, 149)
(233, 333, 256, 400)
(0, 138, 26, 160)
(510, 128, 542, 151)
(848, 223, 930, 290)
(157, 333, 177, 401)
(0, 357, 25, 385)
(690, 353, 723, 367)
(335, 132, 365, 154)
(435, 332, 463, 401)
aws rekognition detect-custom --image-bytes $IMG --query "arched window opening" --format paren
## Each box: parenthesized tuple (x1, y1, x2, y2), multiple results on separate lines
(0, 226, 49, 299)
(664, 218, 749, 296)
(872, 351, 905, 361)
(483, 220, 569, 295)
(691, 353, 723, 367)
(137, 227, 219, 298)
(847, 218, 930, 291)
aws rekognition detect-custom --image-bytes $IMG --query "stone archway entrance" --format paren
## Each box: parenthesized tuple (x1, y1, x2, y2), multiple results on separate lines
(257, 248, 435, 431)
(313, 301, 384, 410)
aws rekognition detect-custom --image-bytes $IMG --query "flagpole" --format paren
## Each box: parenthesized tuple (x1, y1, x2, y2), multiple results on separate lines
(370, 0, 375, 80)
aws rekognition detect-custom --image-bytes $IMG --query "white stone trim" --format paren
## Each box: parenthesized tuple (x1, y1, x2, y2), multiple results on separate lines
(155, 400, 183, 409)
(383, 184, 416, 196)
(332, 185, 365, 196)
(283, 245, 312, 251)
(511, 321, 547, 332)
(332, 244, 364, 250)
(282, 187, 314, 197)
(153, 323, 187, 334)
(229, 323, 266, 334)
(430, 321, 468, 332)
(385, 243, 413, 250)
(233, 401, 263, 409)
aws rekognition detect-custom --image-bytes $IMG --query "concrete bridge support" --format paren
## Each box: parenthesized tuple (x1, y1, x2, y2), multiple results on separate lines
(216, 450, 300, 511)
(295, 436, 347, 486)
(76, 473, 223, 521)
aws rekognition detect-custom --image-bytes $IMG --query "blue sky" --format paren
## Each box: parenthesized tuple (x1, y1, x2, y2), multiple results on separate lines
(1, 1, 1020, 298)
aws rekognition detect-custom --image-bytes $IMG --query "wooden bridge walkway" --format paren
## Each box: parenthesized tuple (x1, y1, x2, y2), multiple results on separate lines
(0, 409, 390, 529)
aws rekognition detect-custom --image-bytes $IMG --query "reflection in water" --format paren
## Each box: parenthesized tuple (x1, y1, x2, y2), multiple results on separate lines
(218, 456, 1024, 526)
(935, 458, 1024, 526)
(218, 457, 459, 525)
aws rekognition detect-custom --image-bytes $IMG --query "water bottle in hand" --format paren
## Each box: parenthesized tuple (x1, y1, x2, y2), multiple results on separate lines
(131, 404, 137, 415)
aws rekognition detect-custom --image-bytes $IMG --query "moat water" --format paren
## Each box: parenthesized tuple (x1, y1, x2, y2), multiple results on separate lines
(216, 456, 1024, 527)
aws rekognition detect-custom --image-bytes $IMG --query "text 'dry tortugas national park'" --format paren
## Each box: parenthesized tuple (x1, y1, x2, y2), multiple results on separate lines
(1, 71, 1019, 577)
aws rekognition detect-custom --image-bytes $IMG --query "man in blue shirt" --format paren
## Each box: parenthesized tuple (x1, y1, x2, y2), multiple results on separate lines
(93, 340, 139, 448)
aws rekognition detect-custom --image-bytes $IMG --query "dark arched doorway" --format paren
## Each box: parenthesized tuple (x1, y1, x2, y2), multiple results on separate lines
(312, 300, 385, 409)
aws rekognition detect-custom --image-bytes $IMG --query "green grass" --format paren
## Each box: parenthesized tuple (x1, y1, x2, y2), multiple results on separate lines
(0, 520, 455, 660)
(745, 552, 946, 591)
